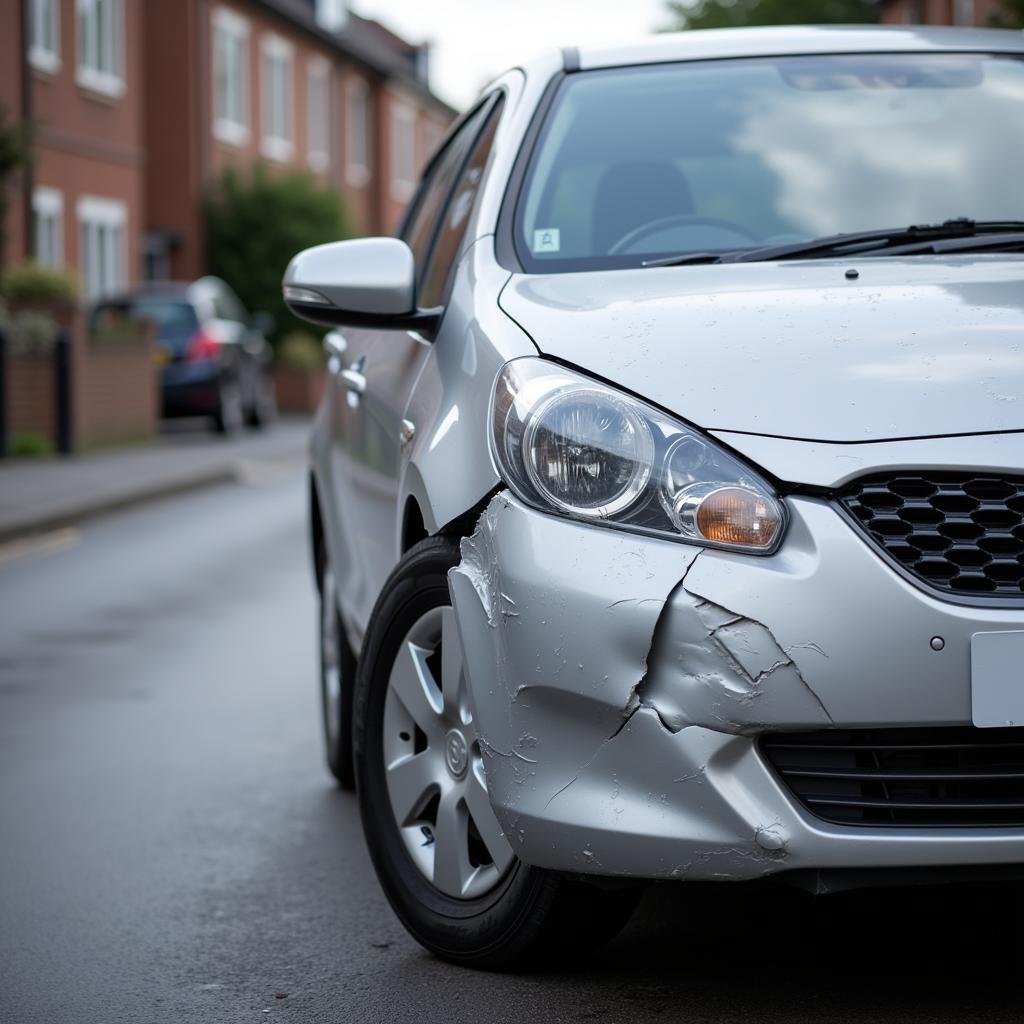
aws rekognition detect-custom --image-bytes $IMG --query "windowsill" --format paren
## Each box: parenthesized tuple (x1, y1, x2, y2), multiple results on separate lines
(30, 47, 62, 76)
(76, 66, 126, 100)
(308, 151, 330, 174)
(261, 136, 294, 163)
(214, 119, 250, 148)
(346, 164, 370, 188)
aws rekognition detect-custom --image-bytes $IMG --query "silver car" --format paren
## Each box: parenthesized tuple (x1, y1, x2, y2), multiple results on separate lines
(285, 25, 1024, 969)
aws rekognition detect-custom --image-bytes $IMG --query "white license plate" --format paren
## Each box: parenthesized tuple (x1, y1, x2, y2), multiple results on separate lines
(971, 631, 1024, 728)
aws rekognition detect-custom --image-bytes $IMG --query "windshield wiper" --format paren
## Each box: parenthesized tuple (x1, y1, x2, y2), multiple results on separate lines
(645, 219, 1024, 268)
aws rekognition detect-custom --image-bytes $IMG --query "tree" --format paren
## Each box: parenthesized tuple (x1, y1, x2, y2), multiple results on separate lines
(204, 162, 350, 343)
(989, 0, 1024, 26)
(0, 105, 33, 267)
(664, 0, 878, 30)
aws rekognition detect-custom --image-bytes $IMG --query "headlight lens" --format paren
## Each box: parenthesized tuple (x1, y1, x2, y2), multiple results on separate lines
(490, 359, 785, 552)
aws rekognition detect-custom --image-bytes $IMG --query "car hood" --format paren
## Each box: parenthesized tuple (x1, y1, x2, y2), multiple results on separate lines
(498, 256, 1024, 442)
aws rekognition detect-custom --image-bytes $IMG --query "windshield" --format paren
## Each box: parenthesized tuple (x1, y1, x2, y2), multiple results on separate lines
(515, 53, 1024, 272)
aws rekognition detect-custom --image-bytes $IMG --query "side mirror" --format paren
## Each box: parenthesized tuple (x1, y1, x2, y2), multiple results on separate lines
(282, 237, 441, 337)
(251, 311, 276, 337)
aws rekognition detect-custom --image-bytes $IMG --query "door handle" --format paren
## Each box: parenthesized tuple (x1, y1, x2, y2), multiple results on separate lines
(324, 331, 347, 374)
(340, 368, 366, 395)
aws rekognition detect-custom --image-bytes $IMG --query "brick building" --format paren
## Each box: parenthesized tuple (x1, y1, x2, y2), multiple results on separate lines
(879, 0, 1006, 25)
(1, 0, 455, 295)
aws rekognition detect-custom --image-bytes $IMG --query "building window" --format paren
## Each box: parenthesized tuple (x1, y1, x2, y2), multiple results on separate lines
(953, 0, 975, 24)
(213, 6, 250, 146)
(77, 196, 126, 300)
(76, 0, 123, 98)
(390, 101, 416, 202)
(33, 187, 64, 267)
(346, 78, 370, 186)
(29, 0, 61, 74)
(261, 34, 294, 162)
(307, 58, 330, 172)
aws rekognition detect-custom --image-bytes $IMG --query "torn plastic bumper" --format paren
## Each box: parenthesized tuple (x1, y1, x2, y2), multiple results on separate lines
(448, 492, 1024, 881)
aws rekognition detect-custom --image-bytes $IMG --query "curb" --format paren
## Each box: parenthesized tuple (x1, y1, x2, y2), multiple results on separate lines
(0, 459, 295, 544)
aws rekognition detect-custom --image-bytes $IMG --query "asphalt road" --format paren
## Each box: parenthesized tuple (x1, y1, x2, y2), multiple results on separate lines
(2, 465, 1024, 1023)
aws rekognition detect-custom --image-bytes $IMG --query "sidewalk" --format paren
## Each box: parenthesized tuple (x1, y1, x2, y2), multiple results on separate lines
(0, 418, 311, 542)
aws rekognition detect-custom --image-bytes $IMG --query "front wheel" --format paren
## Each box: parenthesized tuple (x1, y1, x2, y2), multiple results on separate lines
(354, 536, 640, 970)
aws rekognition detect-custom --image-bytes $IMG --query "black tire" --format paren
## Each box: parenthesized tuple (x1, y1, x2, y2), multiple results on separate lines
(317, 537, 356, 789)
(246, 372, 277, 430)
(213, 377, 244, 435)
(354, 535, 640, 970)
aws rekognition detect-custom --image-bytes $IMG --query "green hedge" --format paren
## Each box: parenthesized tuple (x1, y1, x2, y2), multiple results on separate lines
(205, 163, 350, 345)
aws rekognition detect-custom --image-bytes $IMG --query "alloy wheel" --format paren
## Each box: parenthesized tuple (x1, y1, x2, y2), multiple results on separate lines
(382, 606, 514, 900)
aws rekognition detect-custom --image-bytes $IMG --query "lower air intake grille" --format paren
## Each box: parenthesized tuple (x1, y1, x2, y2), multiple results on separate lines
(761, 727, 1024, 828)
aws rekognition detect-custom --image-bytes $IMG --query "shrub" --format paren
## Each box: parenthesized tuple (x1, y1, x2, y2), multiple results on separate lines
(276, 330, 324, 371)
(0, 105, 33, 261)
(205, 163, 350, 344)
(10, 431, 54, 457)
(0, 299, 59, 355)
(1, 262, 79, 305)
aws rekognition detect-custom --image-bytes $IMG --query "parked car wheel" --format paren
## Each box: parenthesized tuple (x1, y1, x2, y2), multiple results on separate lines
(319, 543, 356, 790)
(247, 374, 277, 430)
(213, 378, 244, 435)
(354, 536, 639, 969)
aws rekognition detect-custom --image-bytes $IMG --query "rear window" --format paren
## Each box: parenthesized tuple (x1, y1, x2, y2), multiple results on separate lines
(92, 299, 199, 341)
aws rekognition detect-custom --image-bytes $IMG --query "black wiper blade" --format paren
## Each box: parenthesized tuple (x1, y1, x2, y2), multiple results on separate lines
(857, 230, 1024, 259)
(726, 219, 1024, 264)
(641, 251, 730, 267)
(640, 220, 1024, 269)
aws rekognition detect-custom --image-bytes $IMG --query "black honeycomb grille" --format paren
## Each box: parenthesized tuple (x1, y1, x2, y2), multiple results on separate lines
(839, 472, 1024, 598)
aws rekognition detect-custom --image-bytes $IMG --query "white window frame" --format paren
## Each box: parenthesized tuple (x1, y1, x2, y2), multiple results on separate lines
(212, 6, 250, 147)
(77, 195, 127, 300)
(389, 99, 417, 203)
(33, 186, 64, 268)
(307, 57, 331, 173)
(345, 77, 370, 187)
(260, 33, 294, 162)
(29, 0, 61, 75)
(76, 0, 124, 99)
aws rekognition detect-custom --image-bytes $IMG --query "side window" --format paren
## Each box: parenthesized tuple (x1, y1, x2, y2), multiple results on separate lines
(418, 97, 503, 309)
(400, 98, 493, 278)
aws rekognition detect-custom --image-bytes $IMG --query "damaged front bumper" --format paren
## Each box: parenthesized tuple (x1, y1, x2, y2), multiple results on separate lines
(448, 492, 1024, 883)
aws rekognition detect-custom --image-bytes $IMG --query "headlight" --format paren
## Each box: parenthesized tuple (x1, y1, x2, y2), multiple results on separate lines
(490, 358, 785, 553)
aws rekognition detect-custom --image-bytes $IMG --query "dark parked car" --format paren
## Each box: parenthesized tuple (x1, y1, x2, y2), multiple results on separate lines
(92, 277, 276, 433)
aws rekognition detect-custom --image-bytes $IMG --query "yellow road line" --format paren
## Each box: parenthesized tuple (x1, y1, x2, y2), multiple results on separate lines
(0, 527, 81, 569)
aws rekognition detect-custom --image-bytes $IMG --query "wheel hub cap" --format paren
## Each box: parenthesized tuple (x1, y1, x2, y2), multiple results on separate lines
(444, 729, 468, 780)
(381, 605, 515, 900)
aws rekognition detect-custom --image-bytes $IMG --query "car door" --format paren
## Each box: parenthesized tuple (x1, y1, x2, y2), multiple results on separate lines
(328, 95, 504, 638)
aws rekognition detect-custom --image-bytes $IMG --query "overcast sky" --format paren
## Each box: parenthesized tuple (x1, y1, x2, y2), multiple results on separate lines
(350, 0, 669, 110)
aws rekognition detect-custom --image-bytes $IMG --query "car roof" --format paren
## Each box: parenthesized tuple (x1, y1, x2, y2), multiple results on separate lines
(572, 24, 1024, 72)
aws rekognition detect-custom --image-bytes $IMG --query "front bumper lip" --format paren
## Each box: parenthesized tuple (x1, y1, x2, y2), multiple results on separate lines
(448, 492, 1024, 882)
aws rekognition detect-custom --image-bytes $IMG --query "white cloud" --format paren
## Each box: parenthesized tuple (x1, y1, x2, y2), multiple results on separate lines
(350, 0, 667, 109)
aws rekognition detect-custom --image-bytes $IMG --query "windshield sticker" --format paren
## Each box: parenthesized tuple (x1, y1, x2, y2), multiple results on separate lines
(533, 228, 561, 254)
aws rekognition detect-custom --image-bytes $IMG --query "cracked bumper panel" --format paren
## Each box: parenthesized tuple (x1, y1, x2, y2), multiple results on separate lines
(450, 493, 1024, 881)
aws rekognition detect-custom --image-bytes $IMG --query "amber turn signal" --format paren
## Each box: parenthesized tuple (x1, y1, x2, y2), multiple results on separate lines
(695, 487, 782, 549)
